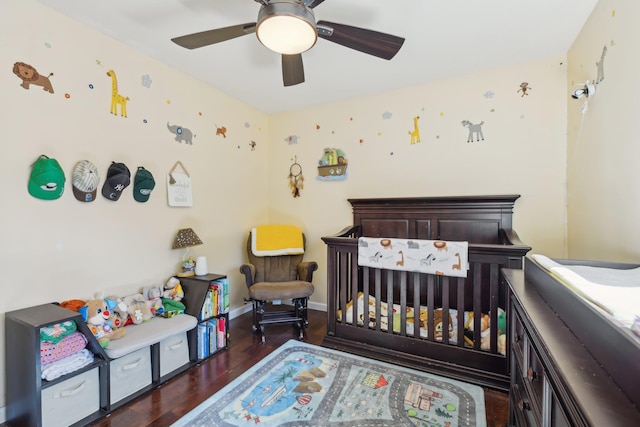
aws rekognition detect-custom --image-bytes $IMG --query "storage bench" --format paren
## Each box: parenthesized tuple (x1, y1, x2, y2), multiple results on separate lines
(104, 314, 197, 359)
(6, 303, 202, 426)
(103, 314, 197, 408)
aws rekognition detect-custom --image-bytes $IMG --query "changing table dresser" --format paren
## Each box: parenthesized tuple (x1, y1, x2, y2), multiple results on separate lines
(503, 268, 640, 426)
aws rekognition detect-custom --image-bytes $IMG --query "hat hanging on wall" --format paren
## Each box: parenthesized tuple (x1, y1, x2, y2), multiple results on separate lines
(72, 160, 100, 202)
(101, 161, 130, 201)
(133, 166, 155, 203)
(28, 155, 66, 200)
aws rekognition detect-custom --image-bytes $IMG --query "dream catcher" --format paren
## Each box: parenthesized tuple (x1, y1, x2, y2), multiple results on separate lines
(288, 157, 304, 198)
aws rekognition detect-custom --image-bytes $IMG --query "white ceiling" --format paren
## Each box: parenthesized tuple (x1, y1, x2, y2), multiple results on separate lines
(37, 0, 598, 114)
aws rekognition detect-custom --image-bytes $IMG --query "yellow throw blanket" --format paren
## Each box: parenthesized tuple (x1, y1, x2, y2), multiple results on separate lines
(251, 225, 304, 256)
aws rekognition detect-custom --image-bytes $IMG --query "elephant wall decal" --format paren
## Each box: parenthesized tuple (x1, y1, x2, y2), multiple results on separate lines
(167, 122, 195, 145)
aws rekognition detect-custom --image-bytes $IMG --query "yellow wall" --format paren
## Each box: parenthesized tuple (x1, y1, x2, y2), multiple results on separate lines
(268, 58, 569, 302)
(1, 0, 270, 414)
(7, 0, 625, 419)
(567, 0, 640, 262)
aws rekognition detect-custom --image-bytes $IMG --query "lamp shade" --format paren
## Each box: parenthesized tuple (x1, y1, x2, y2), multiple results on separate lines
(172, 228, 203, 249)
(256, 0, 317, 55)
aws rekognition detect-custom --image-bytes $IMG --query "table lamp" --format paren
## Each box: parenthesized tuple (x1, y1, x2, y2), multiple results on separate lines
(172, 228, 203, 277)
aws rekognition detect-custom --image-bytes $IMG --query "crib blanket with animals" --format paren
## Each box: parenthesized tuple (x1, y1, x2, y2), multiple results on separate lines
(357, 237, 468, 278)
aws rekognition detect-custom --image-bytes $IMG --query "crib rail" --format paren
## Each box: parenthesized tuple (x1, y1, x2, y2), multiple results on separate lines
(322, 230, 530, 389)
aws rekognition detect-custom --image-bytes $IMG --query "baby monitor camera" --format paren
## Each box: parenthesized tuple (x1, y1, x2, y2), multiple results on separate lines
(571, 82, 596, 99)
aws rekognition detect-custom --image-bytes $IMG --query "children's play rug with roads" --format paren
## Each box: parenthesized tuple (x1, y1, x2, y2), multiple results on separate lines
(173, 340, 486, 427)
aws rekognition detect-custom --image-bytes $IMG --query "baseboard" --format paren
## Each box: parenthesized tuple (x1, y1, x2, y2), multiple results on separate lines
(230, 300, 326, 319)
(308, 301, 327, 312)
(228, 303, 253, 320)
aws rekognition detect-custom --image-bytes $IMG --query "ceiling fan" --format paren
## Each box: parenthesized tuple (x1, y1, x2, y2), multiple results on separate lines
(171, 0, 405, 87)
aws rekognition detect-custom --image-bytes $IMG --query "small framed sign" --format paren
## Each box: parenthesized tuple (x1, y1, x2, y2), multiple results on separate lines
(167, 161, 193, 207)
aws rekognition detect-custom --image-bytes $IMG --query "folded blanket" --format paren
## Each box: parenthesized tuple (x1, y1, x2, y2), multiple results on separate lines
(251, 225, 304, 256)
(41, 348, 94, 381)
(41, 331, 88, 365)
(40, 320, 77, 344)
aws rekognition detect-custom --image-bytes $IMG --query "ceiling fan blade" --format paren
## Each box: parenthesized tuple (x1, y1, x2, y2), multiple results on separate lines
(316, 20, 404, 60)
(282, 54, 305, 87)
(171, 23, 257, 49)
(307, 0, 326, 8)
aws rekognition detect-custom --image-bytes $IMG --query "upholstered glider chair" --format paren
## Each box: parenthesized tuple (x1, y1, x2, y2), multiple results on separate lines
(240, 225, 317, 343)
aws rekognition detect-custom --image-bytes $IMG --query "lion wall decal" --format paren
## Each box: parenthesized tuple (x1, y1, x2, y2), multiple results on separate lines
(12, 62, 54, 94)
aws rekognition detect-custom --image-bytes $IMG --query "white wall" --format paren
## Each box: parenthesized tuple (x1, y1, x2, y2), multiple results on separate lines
(567, 0, 640, 262)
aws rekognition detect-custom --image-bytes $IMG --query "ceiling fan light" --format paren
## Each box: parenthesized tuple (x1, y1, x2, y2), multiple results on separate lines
(257, 1, 317, 55)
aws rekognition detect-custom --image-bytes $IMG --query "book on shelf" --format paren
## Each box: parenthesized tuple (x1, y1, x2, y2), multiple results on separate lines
(217, 316, 226, 348)
(197, 323, 209, 359)
(199, 289, 218, 320)
(207, 319, 217, 354)
(221, 277, 229, 313)
(197, 278, 230, 321)
(209, 277, 230, 315)
(212, 286, 219, 317)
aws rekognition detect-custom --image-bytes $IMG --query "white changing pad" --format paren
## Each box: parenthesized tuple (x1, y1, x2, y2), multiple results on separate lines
(531, 254, 640, 328)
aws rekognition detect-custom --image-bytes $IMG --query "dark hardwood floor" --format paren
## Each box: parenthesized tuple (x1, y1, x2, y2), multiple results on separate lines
(84, 309, 508, 427)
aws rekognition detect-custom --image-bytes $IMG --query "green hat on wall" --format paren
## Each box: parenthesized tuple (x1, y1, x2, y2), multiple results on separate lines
(133, 166, 155, 203)
(28, 155, 66, 200)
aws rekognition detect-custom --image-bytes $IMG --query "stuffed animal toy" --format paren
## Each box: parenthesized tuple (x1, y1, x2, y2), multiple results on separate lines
(498, 334, 507, 355)
(161, 298, 186, 317)
(464, 309, 506, 352)
(123, 293, 153, 325)
(79, 298, 126, 348)
(432, 309, 453, 340)
(104, 295, 132, 328)
(497, 311, 506, 335)
(59, 299, 87, 312)
(143, 284, 165, 315)
(416, 307, 428, 328)
(464, 311, 490, 348)
(164, 277, 184, 301)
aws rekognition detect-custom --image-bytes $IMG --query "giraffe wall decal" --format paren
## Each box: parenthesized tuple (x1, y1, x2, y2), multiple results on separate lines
(409, 116, 420, 144)
(107, 70, 129, 118)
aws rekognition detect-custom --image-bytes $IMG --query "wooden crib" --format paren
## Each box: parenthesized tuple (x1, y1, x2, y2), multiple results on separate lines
(321, 195, 531, 390)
